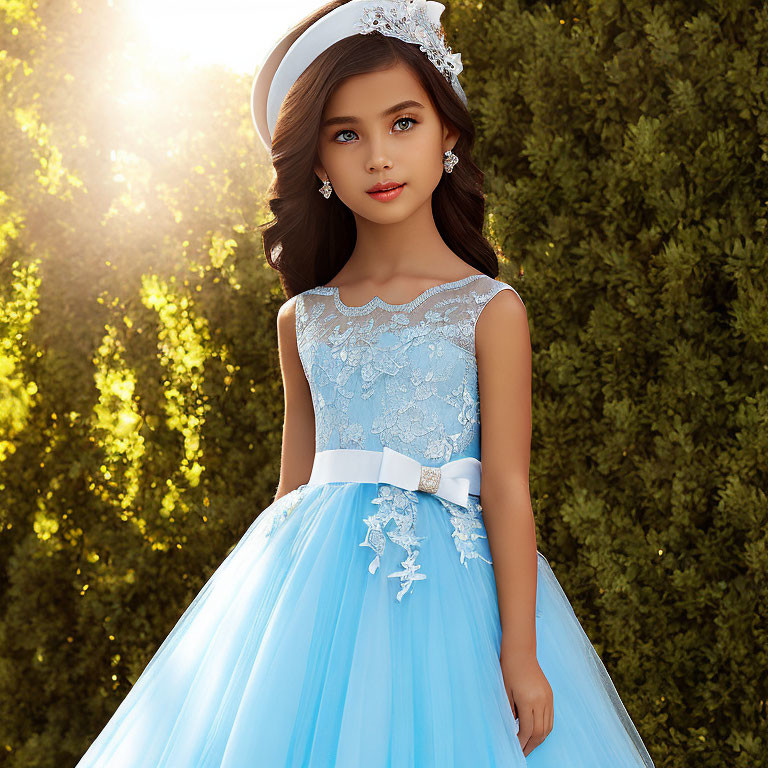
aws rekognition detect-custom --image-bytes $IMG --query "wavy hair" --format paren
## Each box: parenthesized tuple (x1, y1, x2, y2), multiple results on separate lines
(258, 0, 500, 297)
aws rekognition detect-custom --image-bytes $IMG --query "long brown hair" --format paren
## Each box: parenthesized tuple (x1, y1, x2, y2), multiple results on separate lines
(259, 0, 500, 297)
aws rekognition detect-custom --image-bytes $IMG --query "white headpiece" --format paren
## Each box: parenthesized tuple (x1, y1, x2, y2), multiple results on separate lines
(250, 0, 466, 151)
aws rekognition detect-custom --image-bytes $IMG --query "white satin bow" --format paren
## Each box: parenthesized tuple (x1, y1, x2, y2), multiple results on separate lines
(307, 446, 481, 509)
(377, 446, 474, 508)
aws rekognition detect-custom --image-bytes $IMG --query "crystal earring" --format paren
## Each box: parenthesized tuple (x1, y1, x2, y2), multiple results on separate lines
(319, 177, 333, 199)
(443, 149, 459, 173)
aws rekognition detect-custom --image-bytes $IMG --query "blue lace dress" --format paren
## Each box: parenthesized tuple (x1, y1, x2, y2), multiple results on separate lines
(76, 274, 655, 767)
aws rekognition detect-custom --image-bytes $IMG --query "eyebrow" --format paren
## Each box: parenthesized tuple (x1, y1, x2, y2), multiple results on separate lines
(320, 100, 425, 128)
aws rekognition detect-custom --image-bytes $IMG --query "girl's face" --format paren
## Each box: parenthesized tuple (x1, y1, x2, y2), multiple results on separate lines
(313, 61, 459, 223)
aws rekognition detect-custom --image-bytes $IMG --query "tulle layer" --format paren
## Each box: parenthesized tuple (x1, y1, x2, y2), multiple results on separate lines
(76, 482, 654, 768)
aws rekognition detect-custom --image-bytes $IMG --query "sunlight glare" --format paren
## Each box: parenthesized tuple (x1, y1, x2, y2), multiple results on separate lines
(129, 0, 323, 74)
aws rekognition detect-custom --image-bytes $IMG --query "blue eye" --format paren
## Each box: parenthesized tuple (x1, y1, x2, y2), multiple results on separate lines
(332, 115, 419, 143)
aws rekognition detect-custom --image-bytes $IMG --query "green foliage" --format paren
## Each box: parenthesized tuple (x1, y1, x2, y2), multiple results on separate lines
(0, 256, 40, 464)
(0, 2, 283, 766)
(449, 0, 768, 764)
(1, 0, 765, 766)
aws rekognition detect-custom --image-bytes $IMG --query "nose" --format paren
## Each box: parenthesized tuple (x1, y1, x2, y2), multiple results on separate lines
(367, 139, 392, 173)
(368, 158, 392, 173)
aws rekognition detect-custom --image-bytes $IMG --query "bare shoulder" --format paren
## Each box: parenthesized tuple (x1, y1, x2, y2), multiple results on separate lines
(475, 279, 528, 356)
(276, 293, 302, 350)
(277, 293, 299, 322)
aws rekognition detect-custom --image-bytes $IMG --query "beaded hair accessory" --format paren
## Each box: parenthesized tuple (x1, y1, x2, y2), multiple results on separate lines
(250, 0, 467, 151)
(356, 1, 465, 99)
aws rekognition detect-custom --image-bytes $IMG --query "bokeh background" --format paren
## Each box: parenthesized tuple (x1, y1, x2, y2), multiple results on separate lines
(1, 1, 766, 766)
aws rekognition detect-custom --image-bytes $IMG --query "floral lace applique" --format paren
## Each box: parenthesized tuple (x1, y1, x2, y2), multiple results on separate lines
(359, 484, 427, 601)
(297, 289, 485, 461)
(266, 484, 309, 538)
(437, 497, 493, 567)
(359, 483, 493, 602)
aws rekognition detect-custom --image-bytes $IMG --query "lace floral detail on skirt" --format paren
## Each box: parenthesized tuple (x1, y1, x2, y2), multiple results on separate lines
(437, 497, 493, 567)
(359, 484, 494, 602)
(359, 484, 427, 601)
(266, 484, 309, 538)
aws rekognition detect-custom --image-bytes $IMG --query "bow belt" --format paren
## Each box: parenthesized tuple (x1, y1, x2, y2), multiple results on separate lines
(307, 446, 481, 509)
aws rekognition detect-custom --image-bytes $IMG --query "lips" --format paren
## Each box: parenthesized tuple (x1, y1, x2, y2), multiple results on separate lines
(366, 182, 406, 202)
(366, 181, 404, 193)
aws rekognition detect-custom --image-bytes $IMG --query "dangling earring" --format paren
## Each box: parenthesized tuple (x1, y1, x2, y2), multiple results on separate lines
(319, 177, 333, 199)
(443, 149, 459, 173)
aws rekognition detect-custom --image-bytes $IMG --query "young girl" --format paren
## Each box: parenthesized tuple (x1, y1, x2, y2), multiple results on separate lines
(76, 1, 656, 766)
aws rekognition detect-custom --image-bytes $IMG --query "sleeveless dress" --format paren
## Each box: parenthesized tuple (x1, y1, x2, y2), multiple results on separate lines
(75, 274, 655, 768)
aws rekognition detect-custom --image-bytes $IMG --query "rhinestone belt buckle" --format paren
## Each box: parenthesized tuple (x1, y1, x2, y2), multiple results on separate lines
(417, 465, 441, 494)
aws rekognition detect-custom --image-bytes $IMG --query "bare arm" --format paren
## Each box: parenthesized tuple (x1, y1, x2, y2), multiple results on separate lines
(475, 287, 553, 756)
(273, 296, 316, 502)
(476, 289, 536, 652)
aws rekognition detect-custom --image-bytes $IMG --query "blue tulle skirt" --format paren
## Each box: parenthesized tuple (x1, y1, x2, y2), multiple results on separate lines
(75, 482, 655, 767)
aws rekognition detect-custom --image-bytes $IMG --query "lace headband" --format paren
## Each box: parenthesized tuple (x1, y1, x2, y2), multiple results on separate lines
(250, 0, 466, 151)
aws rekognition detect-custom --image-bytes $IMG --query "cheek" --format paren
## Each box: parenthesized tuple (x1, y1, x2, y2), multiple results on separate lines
(324, 145, 362, 177)
(408, 141, 444, 185)
(408, 130, 444, 171)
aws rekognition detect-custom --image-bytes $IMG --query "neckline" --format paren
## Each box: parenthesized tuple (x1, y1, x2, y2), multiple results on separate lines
(322, 273, 486, 315)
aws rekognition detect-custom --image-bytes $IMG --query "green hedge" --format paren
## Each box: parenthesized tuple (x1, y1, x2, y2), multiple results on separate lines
(450, 0, 768, 765)
(1, 0, 765, 766)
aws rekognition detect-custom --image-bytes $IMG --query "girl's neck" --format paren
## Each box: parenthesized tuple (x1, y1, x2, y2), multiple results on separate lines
(345, 197, 454, 283)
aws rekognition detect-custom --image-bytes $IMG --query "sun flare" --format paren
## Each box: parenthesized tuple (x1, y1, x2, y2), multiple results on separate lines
(128, 0, 321, 74)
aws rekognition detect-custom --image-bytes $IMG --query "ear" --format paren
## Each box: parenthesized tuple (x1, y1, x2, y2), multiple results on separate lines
(313, 163, 327, 182)
(442, 123, 460, 153)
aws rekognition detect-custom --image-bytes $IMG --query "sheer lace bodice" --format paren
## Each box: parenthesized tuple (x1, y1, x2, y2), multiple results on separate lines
(291, 273, 521, 600)
(294, 273, 521, 467)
